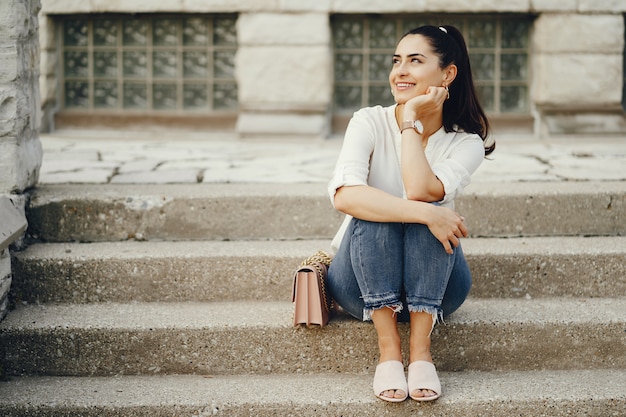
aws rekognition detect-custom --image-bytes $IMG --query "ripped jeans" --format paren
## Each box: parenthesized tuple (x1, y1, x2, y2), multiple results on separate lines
(327, 218, 471, 323)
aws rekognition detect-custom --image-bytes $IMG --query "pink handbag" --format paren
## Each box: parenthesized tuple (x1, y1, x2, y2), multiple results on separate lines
(291, 250, 333, 327)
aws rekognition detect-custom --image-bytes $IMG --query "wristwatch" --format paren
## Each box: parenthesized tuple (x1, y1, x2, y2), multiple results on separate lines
(401, 120, 424, 135)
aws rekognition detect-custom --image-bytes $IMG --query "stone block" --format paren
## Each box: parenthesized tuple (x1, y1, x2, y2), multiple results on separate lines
(578, 0, 626, 12)
(0, 249, 10, 281)
(333, 0, 426, 12)
(90, 0, 183, 12)
(236, 112, 328, 137)
(532, 54, 622, 109)
(238, 13, 329, 46)
(0, 195, 28, 252)
(40, 0, 92, 14)
(0, 89, 18, 121)
(0, 88, 30, 137)
(424, 0, 529, 12)
(39, 73, 56, 105)
(182, 0, 277, 12)
(38, 14, 55, 51)
(236, 46, 331, 108)
(39, 50, 58, 76)
(0, 136, 43, 193)
(542, 112, 626, 135)
(0, 45, 19, 82)
(0, 0, 30, 41)
(0, 247, 10, 321)
(530, 0, 576, 11)
(279, 0, 331, 12)
(533, 14, 624, 53)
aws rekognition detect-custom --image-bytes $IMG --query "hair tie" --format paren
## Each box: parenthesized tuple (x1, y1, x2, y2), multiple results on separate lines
(439, 26, 447, 33)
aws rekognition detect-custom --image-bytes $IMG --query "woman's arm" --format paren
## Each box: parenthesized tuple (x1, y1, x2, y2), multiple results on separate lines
(334, 185, 467, 254)
(400, 86, 449, 202)
(401, 128, 444, 202)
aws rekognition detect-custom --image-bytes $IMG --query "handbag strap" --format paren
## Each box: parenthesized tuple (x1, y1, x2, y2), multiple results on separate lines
(300, 250, 332, 268)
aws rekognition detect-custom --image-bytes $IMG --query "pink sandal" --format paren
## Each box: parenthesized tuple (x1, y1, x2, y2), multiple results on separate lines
(373, 360, 408, 402)
(407, 360, 441, 401)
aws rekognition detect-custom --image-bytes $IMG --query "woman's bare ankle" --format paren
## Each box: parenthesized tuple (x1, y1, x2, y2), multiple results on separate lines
(378, 335, 402, 363)
(409, 342, 432, 364)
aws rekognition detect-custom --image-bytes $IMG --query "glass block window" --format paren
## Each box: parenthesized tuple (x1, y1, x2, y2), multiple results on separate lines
(61, 14, 238, 112)
(332, 15, 533, 115)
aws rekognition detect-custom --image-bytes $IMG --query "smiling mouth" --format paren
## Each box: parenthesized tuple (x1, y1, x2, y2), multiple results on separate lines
(396, 82, 415, 89)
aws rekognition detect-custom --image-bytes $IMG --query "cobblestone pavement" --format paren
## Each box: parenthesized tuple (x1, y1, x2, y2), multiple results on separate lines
(38, 130, 626, 185)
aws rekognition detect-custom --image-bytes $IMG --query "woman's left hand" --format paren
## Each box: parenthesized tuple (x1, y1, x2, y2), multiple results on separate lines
(403, 86, 448, 135)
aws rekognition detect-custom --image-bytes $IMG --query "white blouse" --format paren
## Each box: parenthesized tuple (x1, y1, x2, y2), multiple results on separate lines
(328, 104, 485, 253)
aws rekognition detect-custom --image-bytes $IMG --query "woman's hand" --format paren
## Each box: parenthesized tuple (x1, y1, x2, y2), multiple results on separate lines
(425, 204, 468, 254)
(402, 86, 448, 136)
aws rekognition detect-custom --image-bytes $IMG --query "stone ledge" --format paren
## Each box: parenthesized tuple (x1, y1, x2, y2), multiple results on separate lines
(39, 0, 626, 14)
(1, 299, 624, 375)
(0, 195, 27, 252)
(12, 236, 626, 303)
(0, 371, 624, 416)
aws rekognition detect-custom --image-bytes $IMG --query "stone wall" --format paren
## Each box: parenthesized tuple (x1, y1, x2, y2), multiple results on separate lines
(38, 0, 626, 137)
(533, 13, 626, 134)
(0, 0, 43, 319)
(1, 0, 43, 192)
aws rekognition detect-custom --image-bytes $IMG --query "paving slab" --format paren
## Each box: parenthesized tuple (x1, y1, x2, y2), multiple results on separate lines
(111, 168, 202, 184)
(38, 132, 626, 185)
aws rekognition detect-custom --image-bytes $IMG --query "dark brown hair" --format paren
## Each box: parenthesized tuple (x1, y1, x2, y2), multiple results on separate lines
(402, 25, 494, 155)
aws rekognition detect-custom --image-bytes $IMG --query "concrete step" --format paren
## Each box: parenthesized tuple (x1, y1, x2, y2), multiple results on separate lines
(1, 370, 625, 417)
(11, 236, 626, 304)
(25, 182, 626, 242)
(1, 299, 624, 376)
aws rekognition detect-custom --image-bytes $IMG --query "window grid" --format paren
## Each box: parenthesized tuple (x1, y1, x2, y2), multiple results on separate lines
(60, 14, 238, 112)
(332, 15, 532, 116)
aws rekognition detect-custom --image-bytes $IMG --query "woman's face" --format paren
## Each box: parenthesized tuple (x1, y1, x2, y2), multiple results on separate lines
(389, 34, 446, 104)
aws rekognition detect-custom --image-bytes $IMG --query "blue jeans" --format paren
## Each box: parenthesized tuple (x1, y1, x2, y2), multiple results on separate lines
(327, 218, 471, 322)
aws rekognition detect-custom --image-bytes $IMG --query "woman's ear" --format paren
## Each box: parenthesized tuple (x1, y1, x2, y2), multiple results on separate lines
(443, 64, 458, 86)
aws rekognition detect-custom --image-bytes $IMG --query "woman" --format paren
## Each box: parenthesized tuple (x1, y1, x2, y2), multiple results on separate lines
(326, 25, 494, 402)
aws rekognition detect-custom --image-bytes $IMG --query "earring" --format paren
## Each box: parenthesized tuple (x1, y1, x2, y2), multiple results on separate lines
(444, 85, 450, 100)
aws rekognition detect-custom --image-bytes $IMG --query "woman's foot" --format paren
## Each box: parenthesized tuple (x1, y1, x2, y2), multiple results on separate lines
(407, 360, 441, 401)
(409, 311, 439, 400)
(373, 360, 408, 402)
(372, 308, 406, 401)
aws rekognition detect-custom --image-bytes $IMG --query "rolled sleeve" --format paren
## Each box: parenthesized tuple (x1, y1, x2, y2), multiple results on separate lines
(327, 109, 377, 207)
(327, 165, 368, 207)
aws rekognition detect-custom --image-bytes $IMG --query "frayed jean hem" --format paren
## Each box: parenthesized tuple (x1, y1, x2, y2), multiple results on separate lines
(362, 302, 404, 322)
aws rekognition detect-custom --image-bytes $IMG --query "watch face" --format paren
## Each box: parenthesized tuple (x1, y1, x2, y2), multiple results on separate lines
(413, 120, 424, 134)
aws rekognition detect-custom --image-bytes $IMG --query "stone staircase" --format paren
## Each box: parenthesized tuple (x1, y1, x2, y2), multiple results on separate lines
(1, 181, 625, 416)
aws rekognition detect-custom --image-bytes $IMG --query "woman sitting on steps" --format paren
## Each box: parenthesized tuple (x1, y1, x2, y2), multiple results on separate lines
(326, 24, 494, 402)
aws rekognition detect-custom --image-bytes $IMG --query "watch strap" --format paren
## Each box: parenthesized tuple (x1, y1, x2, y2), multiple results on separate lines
(401, 120, 424, 134)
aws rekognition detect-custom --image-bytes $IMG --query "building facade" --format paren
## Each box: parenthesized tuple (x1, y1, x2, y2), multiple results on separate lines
(38, 0, 626, 139)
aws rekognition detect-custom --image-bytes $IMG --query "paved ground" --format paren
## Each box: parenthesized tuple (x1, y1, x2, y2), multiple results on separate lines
(38, 130, 626, 185)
